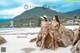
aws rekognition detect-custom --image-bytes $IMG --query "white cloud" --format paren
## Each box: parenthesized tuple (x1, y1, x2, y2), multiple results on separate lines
(0, 0, 67, 19)
(0, 6, 24, 18)
(13, 0, 36, 6)
(40, 0, 61, 2)
(0, 0, 9, 6)
(0, 0, 38, 19)
(0, 5, 35, 19)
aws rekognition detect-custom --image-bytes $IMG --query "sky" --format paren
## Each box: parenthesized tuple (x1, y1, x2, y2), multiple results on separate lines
(0, 0, 80, 19)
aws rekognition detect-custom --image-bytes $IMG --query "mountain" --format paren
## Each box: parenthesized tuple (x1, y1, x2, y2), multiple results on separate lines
(65, 9, 80, 17)
(13, 7, 66, 20)
(0, 7, 80, 27)
(12, 7, 67, 27)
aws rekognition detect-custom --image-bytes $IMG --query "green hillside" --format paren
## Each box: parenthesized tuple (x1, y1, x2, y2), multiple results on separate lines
(0, 7, 80, 28)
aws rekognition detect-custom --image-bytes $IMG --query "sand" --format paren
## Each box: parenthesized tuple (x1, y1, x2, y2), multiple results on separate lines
(0, 26, 79, 53)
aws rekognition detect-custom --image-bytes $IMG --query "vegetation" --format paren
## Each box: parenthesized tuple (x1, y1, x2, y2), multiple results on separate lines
(0, 7, 80, 28)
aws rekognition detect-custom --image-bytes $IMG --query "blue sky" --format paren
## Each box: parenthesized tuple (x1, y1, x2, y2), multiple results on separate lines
(0, 0, 80, 19)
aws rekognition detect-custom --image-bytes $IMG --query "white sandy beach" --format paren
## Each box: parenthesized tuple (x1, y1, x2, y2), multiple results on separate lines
(0, 26, 79, 53)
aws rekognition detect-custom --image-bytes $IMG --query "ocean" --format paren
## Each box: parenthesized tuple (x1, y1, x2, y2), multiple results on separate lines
(0, 18, 11, 23)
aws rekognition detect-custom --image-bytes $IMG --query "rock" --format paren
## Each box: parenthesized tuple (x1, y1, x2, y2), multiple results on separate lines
(30, 15, 74, 50)
(0, 36, 7, 45)
(61, 28, 74, 47)
(71, 28, 80, 53)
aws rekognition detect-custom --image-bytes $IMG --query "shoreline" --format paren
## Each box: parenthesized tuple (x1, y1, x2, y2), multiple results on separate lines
(0, 26, 79, 35)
